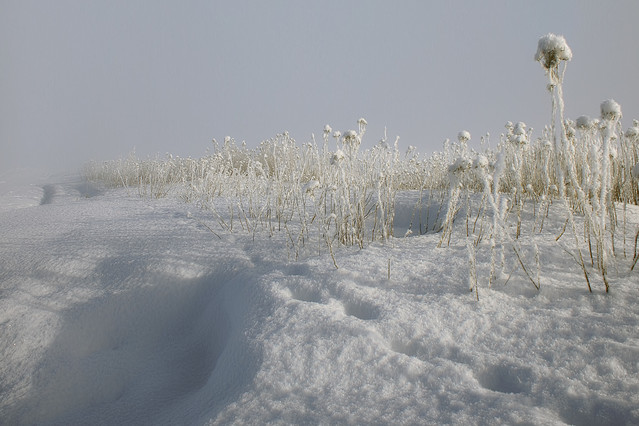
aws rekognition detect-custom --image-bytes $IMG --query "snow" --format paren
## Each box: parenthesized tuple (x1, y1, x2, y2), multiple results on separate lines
(0, 169, 52, 212)
(1, 173, 639, 425)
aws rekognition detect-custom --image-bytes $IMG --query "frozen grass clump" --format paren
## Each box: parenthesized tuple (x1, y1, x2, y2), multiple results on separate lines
(85, 33, 639, 293)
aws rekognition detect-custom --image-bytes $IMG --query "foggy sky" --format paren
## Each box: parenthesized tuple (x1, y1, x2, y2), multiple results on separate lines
(2, 0, 639, 173)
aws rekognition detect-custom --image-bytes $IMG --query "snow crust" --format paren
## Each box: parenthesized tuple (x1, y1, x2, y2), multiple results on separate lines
(1, 175, 638, 425)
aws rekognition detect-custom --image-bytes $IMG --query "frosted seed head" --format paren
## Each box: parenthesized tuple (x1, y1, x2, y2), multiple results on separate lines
(344, 129, 358, 139)
(472, 155, 489, 170)
(625, 126, 639, 138)
(564, 120, 576, 139)
(343, 130, 361, 147)
(330, 149, 345, 165)
(324, 124, 332, 134)
(448, 157, 471, 174)
(601, 99, 622, 121)
(512, 134, 527, 145)
(535, 33, 572, 69)
(513, 122, 527, 135)
(357, 118, 368, 138)
(458, 130, 471, 143)
(576, 115, 592, 130)
(510, 122, 528, 145)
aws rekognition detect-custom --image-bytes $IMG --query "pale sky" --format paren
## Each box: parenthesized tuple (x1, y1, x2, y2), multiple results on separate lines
(2, 0, 639, 172)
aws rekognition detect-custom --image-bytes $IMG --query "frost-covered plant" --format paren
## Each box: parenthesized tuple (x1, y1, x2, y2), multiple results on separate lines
(85, 32, 639, 290)
(439, 145, 472, 247)
(587, 99, 622, 289)
(535, 33, 572, 75)
(371, 131, 401, 242)
(458, 130, 471, 145)
(536, 33, 572, 198)
(533, 34, 600, 290)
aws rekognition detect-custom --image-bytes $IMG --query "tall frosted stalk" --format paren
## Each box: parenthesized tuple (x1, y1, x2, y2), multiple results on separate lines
(535, 33, 572, 197)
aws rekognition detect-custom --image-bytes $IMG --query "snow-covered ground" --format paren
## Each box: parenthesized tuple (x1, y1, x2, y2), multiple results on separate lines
(1, 173, 638, 425)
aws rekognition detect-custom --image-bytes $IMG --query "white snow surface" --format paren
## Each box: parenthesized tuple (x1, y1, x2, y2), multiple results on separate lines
(1, 173, 639, 425)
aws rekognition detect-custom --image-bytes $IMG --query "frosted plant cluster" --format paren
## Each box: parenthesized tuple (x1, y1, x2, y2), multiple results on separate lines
(86, 33, 639, 293)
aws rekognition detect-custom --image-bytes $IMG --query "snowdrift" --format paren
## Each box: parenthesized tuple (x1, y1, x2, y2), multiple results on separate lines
(1, 175, 638, 425)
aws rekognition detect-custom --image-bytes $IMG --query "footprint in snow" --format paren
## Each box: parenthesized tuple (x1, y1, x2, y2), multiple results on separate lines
(340, 298, 381, 321)
(40, 185, 56, 205)
(475, 362, 533, 394)
(287, 285, 324, 304)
